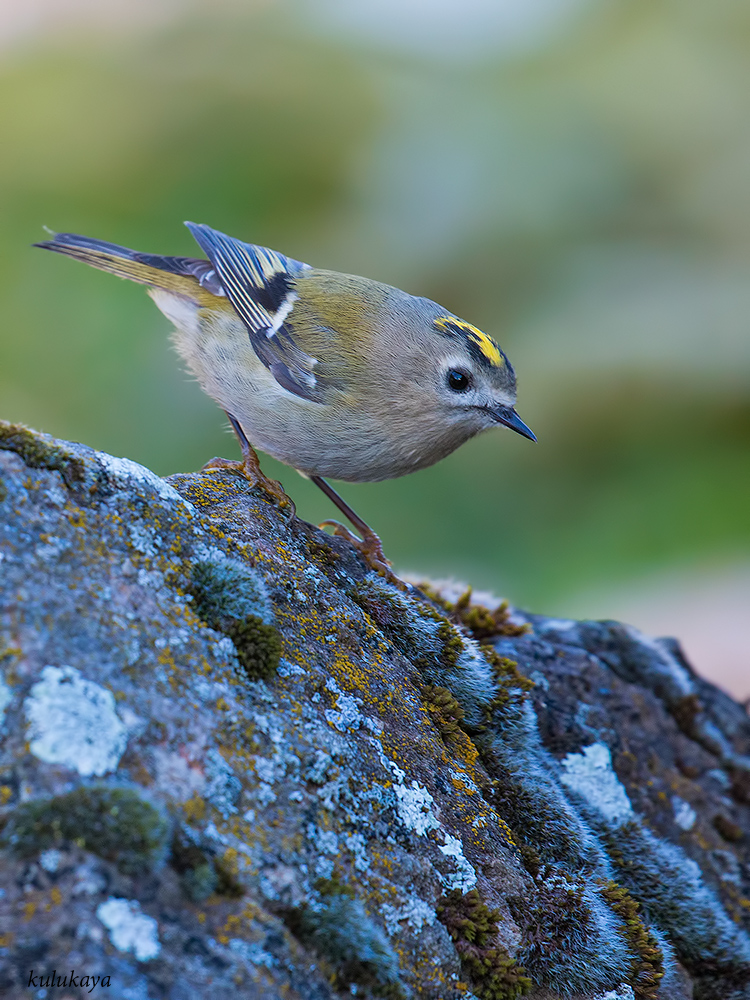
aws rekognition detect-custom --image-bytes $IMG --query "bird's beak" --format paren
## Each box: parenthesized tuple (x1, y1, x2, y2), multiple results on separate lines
(490, 406, 537, 442)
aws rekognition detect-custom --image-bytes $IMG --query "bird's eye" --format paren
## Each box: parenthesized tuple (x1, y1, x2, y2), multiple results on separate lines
(446, 368, 472, 393)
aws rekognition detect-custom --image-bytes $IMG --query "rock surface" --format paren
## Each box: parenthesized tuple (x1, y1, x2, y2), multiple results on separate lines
(0, 420, 749, 1000)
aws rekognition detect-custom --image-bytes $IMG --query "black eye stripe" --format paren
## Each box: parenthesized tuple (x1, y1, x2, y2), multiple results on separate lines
(446, 369, 471, 393)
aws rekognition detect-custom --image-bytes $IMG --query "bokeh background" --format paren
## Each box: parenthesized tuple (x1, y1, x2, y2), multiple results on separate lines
(1, 0, 748, 696)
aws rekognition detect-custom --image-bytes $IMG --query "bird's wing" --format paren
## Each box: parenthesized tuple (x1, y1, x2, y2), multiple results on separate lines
(185, 222, 325, 403)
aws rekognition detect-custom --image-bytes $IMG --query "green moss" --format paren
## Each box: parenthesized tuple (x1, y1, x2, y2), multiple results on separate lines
(421, 682, 481, 767)
(598, 823, 747, 991)
(315, 874, 357, 899)
(213, 852, 245, 899)
(189, 558, 281, 681)
(355, 581, 532, 738)
(170, 829, 244, 901)
(225, 616, 282, 681)
(350, 581, 465, 676)
(482, 647, 534, 723)
(418, 583, 530, 640)
(484, 648, 534, 695)
(190, 558, 269, 624)
(422, 684, 466, 744)
(283, 878, 405, 999)
(601, 881, 664, 1000)
(0, 421, 86, 487)
(182, 860, 218, 901)
(1, 786, 168, 875)
(437, 889, 531, 1000)
(438, 620, 465, 669)
(517, 843, 542, 880)
(485, 771, 575, 867)
(0, 475, 6, 503)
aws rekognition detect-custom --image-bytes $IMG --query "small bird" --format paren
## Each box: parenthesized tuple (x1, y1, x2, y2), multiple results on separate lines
(36, 223, 535, 577)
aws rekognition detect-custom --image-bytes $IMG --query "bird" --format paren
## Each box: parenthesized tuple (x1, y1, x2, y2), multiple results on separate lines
(35, 222, 535, 580)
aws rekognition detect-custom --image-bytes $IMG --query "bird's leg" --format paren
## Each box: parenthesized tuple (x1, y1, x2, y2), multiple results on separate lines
(203, 412, 295, 514)
(311, 475, 404, 587)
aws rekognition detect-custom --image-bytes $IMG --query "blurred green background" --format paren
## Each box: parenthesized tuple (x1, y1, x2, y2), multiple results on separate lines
(1, 0, 748, 692)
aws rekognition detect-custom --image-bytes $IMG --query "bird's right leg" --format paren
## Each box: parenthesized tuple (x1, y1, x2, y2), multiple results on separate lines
(311, 475, 406, 589)
(203, 412, 295, 514)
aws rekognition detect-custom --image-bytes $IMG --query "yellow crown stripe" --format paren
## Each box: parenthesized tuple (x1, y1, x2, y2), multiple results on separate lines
(467, 328, 503, 367)
(434, 316, 503, 367)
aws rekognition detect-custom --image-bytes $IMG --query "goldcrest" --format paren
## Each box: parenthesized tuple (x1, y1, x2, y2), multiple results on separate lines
(36, 224, 535, 573)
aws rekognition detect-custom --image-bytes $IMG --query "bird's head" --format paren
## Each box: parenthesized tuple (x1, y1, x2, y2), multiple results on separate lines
(377, 301, 535, 446)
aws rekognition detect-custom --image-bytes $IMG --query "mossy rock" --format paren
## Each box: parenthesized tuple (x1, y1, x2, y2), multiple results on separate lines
(284, 879, 405, 999)
(0, 421, 87, 488)
(225, 616, 282, 682)
(437, 888, 531, 1000)
(1, 785, 168, 875)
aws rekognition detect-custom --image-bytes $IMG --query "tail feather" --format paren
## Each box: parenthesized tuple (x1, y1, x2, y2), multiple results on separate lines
(34, 231, 224, 301)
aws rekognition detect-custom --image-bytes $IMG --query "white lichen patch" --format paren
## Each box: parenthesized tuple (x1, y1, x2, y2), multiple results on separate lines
(244, 714, 303, 811)
(593, 987, 635, 1000)
(96, 897, 161, 961)
(25, 665, 128, 777)
(39, 848, 62, 873)
(376, 747, 441, 836)
(228, 937, 276, 969)
(344, 832, 369, 871)
(560, 742, 633, 825)
(307, 824, 339, 855)
(439, 833, 478, 891)
(259, 864, 305, 904)
(381, 896, 436, 936)
(277, 658, 305, 678)
(205, 747, 241, 817)
(251, 757, 275, 784)
(43, 482, 68, 507)
(672, 795, 697, 831)
(137, 567, 164, 590)
(254, 782, 277, 807)
(325, 677, 364, 732)
(96, 452, 193, 512)
(315, 856, 335, 879)
(537, 618, 577, 633)
(394, 780, 439, 836)
(128, 523, 160, 557)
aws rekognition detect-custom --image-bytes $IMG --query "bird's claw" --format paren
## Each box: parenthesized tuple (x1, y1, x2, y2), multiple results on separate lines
(202, 456, 296, 518)
(319, 519, 405, 589)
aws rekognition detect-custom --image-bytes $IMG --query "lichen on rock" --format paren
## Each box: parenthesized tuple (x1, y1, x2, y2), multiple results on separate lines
(1, 420, 749, 1000)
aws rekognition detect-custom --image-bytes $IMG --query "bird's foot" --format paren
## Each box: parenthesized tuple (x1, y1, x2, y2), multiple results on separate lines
(319, 520, 405, 589)
(202, 456, 296, 517)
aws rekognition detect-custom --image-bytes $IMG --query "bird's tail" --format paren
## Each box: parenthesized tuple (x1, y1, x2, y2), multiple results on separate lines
(34, 231, 223, 301)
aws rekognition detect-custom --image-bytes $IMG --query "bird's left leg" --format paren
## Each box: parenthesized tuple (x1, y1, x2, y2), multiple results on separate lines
(311, 475, 405, 588)
(203, 412, 295, 515)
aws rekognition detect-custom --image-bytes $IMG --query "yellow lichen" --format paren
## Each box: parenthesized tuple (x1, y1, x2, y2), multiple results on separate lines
(183, 793, 207, 824)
